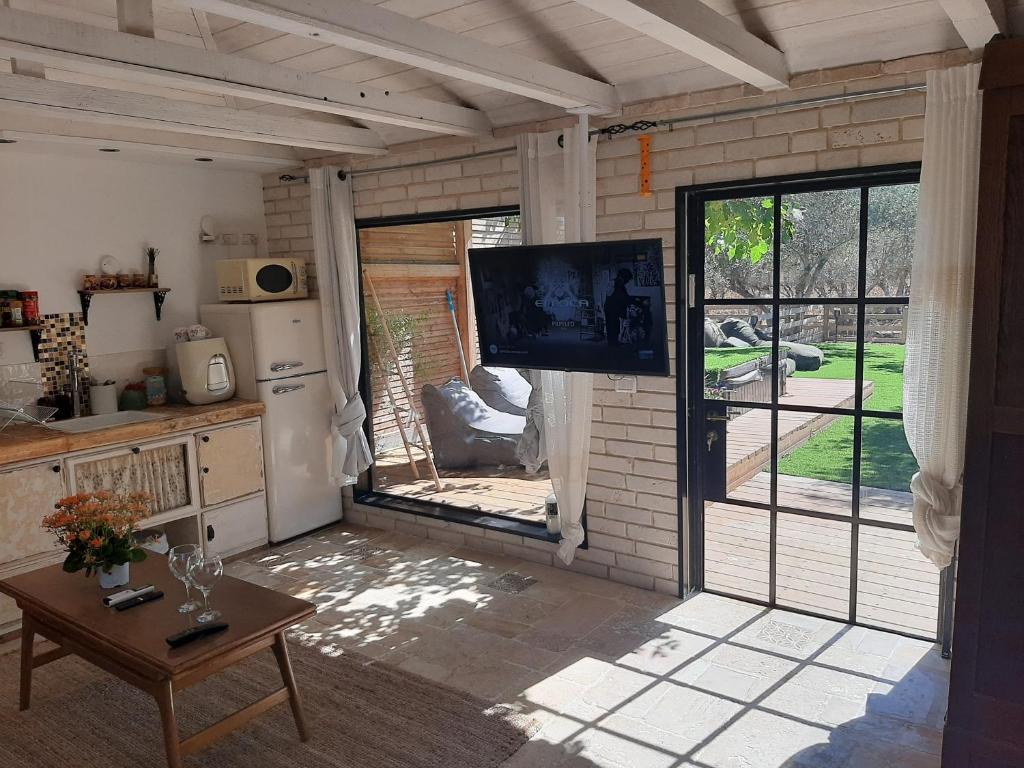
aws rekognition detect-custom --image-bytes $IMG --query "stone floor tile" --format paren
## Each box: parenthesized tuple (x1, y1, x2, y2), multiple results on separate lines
(692, 708, 834, 768)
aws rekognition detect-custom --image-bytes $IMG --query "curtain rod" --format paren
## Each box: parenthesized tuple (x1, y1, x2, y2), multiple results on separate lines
(278, 83, 926, 184)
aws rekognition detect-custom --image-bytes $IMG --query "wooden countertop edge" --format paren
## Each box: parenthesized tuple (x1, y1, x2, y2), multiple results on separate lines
(0, 399, 265, 467)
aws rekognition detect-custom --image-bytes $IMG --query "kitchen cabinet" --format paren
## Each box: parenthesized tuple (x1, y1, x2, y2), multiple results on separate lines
(197, 421, 265, 507)
(203, 495, 269, 558)
(65, 434, 199, 523)
(0, 460, 64, 564)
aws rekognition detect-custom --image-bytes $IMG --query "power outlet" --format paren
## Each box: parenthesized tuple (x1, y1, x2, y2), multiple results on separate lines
(613, 375, 637, 394)
(240, 233, 258, 245)
(221, 233, 239, 246)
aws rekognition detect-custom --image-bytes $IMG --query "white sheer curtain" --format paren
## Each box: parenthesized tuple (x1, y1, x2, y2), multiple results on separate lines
(904, 63, 982, 568)
(517, 118, 596, 564)
(310, 166, 373, 485)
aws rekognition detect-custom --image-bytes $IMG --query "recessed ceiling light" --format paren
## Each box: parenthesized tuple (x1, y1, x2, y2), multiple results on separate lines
(98, 147, 120, 153)
(194, 157, 214, 162)
(0, 138, 16, 144)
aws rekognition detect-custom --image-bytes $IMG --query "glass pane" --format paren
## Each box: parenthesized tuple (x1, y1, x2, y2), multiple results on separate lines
(776, 512, 851, 619)
(704, 304, 774, 408)
(704, 197, 774, 299)
(777, 413, 854, 516)
(779, 305, 859, 409)
(704, 502, 770, 601)
(860, 416, 916, 525)
(780, 188, 861, 299)
(724, 406, 772, 504)
(866, 184, 918, 298)
(857, 525, 939, 637)
(863, 304, 907, 413)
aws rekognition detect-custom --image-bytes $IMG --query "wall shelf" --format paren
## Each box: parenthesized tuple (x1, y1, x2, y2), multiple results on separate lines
(77, 288, 170, 325)
(0, 324, 44, 361)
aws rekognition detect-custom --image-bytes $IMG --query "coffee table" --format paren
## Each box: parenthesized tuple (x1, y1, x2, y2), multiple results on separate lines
(0, 555, 316, 767)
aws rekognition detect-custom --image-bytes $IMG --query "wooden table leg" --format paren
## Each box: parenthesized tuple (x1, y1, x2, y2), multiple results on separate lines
(155, 680, 184, 768)
(272, 631, 309, 742)
(19, 614, 34, 711)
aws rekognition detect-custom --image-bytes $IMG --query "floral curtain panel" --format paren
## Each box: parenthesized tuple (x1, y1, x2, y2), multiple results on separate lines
(73, 444, 189, 514)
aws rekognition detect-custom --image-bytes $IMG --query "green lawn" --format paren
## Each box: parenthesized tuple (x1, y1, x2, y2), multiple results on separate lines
(704, 347, 772, 384)
(776, 342, 917, 492)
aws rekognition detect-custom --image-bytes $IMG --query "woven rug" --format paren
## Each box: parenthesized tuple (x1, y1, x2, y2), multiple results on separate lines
(0, 639, 536, 767)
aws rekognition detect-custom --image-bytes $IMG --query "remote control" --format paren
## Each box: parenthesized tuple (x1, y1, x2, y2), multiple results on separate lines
(114, 590, 164, 612)
(166, 622, 229, 648)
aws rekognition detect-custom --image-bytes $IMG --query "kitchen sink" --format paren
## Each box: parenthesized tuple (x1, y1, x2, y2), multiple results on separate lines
(44, 411, 165, 433)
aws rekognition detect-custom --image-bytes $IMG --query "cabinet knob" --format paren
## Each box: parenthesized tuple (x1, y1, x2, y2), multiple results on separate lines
(201, 435, 210, 443)
(202, 467, 209, 474)
(52, 465, 61, 473)
(206, 524, 215, 541)
(131, 446, 141, 455)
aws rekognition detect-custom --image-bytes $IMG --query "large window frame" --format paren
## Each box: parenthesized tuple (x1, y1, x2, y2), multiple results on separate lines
(677, 164, 955, 650)
(352, 206, 567, 543)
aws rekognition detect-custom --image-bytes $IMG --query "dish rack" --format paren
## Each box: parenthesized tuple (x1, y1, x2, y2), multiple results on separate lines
(0, 402, 58, 433)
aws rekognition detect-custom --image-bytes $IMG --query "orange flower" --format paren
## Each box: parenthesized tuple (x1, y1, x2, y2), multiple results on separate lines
(89, 538, 102, 549)
(78, 530, 92, 541)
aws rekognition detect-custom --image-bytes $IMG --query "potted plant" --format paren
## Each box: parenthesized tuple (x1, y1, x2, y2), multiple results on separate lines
(42, 491, 151, 589)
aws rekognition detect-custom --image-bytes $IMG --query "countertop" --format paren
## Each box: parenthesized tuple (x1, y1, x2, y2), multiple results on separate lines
(0, 399, 265, 467)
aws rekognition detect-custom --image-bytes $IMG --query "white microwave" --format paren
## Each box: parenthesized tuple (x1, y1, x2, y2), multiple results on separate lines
(215, 258, 308, 302)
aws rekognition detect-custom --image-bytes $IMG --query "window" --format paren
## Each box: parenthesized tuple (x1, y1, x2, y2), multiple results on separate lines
(355, 210, 556, 535)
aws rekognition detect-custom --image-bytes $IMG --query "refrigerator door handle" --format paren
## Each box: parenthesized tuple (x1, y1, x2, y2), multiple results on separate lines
(270, 360, 304, 372)
(272, 383, 306, 395)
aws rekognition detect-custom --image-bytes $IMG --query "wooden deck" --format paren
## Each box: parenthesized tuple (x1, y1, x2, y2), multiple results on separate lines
(705, 476, 939, 637)
(725, 377, 872, 490)
(373, 452, 551, 523)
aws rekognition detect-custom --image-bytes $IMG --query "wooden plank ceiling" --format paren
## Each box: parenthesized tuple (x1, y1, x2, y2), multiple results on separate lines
(0, 0, 1022, 165)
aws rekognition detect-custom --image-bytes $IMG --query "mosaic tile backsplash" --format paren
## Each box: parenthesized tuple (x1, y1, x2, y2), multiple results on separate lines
(36, 312, 90, 410)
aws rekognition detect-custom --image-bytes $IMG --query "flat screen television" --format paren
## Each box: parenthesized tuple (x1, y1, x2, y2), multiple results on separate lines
(468, 238, 669, 376)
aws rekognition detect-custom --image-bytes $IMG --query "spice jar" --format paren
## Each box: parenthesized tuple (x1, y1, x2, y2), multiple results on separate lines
(19, 291, 39, 324)
(117, 272, 133, 288)
(143, 366, 167, 406)
(83, 274, 100, 291)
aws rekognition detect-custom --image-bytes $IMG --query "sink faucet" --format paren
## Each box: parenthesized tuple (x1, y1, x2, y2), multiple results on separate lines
(68, 348, 82, 418)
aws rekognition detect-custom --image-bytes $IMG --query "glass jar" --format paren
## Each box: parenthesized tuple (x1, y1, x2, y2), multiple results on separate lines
(144, 369, 167, 406)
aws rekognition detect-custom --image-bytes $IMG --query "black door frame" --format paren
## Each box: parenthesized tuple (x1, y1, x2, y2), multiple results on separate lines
(675, 163, 955, 649)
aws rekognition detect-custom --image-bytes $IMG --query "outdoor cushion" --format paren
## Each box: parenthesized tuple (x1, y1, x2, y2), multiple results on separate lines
(469, 365, 531, 416)
(719, 317, 764, 347)
(723, 337, 752, 348)
(421, 379, 525, 469)
(782, 341, 825, 371)
(704, 318, 728, 348)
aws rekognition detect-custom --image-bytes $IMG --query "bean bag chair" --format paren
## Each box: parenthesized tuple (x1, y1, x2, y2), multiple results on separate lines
(780, 341, 824, 371)
(704, 318, 728, 348)
(421, 379, 525, 469)
(723, 336, 752, 348)
(469, 366, 531, 416)
(719, 317, 764, 347)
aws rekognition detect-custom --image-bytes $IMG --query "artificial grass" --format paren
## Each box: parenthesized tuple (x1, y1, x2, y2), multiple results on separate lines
(704, 347, 772, 384)
(776, 342, 917, 492)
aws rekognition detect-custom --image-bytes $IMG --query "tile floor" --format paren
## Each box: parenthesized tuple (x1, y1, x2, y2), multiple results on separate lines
(230, 522, 950, 768)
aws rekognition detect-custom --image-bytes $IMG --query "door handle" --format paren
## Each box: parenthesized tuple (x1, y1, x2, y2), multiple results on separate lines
(270, 361, 303, 372)
(705, 413, 729, 423)
(272, 383, 306, 395)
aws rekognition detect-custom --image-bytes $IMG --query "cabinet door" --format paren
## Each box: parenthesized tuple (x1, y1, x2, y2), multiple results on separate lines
(66, 435, 197, 520)
(197, 421, 265, 507)
(203, 495, 269, 558)
(0, 460, 64, 563)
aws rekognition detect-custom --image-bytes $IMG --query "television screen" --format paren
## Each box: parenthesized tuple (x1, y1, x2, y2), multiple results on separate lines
(468, 238, 669, 376)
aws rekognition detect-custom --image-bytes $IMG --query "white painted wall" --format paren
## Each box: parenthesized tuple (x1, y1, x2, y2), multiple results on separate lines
(0, 147, 267, 361)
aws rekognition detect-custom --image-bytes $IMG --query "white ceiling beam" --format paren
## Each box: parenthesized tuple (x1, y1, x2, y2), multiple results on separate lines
(574, 0, 788, 91)
(0, 73, 387, 154)
(116, 0, 155, 38)
(936, 0, 1006, 50)
(187, 0, 620, 113)
(191, 8, 237, 107)
(0, 8, 490, 137)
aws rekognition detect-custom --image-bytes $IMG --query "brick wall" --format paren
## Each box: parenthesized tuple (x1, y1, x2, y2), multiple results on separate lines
(262, 48, 969, 595)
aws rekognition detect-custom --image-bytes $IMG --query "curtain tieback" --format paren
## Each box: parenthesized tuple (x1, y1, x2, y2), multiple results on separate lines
(332, 395, 366, 436)
(910, 471, 962, 568)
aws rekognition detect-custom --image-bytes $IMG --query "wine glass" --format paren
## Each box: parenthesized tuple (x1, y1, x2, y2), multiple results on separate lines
(168, 544, 201, 614)
(187, 553, 224, 624)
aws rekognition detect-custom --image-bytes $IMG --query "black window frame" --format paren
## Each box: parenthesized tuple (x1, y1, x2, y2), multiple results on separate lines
(352, 206, 569, 544)
(676, 163, 955, 649)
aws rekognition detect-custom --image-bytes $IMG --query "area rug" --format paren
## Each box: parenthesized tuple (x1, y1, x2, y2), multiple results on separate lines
(0, 639, 537, 767)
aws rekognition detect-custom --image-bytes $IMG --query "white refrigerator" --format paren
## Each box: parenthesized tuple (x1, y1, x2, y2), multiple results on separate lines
(200, 299, 341, 542)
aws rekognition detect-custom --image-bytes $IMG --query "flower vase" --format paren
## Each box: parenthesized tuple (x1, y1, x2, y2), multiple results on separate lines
(99, 562, 130, 589)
